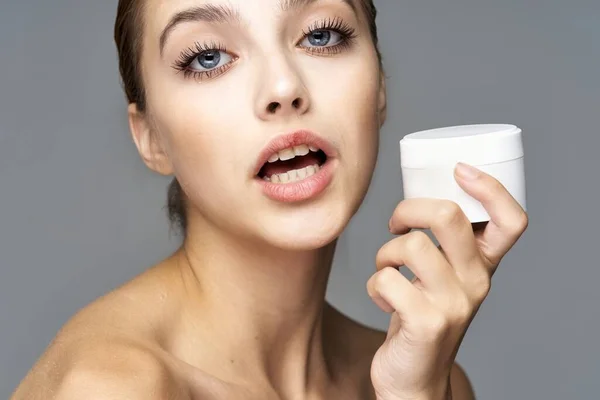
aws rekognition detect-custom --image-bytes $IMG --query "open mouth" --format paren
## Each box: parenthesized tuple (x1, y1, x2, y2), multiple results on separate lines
(257, 144, 328, 183)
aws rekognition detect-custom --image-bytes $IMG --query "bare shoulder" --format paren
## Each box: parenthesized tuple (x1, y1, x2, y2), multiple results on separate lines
(10, 263, 188, 400)
(53, 343, 188, 400)
(10, 337, 188, 400)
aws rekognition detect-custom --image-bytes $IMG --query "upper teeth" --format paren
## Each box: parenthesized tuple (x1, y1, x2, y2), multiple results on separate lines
(268, 144, 319, 163)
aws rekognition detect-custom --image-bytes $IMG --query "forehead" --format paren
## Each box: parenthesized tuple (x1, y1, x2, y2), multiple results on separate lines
(144, 0, 359, 30)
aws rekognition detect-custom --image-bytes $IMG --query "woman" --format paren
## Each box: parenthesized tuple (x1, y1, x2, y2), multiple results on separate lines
(11, 0, 528, 399)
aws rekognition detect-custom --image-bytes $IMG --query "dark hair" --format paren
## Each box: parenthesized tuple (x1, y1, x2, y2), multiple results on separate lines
(114, 0, 382, 235)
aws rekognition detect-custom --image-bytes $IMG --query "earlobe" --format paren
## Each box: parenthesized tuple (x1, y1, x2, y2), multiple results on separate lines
(128, 103, 173, 176)
(378, 73, 387, 127)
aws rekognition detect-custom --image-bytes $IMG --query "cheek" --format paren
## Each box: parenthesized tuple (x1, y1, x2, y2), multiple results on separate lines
(312, 58, 380, 162)
(147, 79, 249, 183)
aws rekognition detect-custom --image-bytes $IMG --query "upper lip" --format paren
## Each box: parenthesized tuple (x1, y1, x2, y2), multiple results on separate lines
(253, 130, 337, 176)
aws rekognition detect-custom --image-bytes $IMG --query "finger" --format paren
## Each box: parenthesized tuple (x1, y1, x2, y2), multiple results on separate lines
(388, 198, 482, 278)
(454, 162, 529, 267)
(367, 267, 427, 316)
(376, 231, 458, 293)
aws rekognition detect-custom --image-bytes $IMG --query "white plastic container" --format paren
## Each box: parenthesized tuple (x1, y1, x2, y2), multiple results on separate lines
(399, 124, 526, 223)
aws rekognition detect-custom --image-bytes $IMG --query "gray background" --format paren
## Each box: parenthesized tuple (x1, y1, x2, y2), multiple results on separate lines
(1, 0, 598, 398)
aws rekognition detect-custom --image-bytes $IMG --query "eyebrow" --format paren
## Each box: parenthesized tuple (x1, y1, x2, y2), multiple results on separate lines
(280, 0, 356, 14)
(159, 5, 241, 56)
(159, 0, 357, 56)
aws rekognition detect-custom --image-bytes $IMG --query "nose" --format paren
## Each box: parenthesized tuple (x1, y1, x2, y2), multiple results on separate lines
(255, 58, 310, 121)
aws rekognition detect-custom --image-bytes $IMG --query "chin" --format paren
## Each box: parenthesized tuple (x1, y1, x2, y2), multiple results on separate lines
(264, 230, 340, 252)
(257, 205, 350, 251)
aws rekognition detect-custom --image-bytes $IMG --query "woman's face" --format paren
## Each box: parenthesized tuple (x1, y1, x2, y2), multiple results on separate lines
(131, 0, 386, 250)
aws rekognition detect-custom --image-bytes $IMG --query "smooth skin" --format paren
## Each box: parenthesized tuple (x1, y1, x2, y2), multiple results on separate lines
(10, 0, 527, 398)
(369, 163, 528, 399)
(10, 166, 526, 400)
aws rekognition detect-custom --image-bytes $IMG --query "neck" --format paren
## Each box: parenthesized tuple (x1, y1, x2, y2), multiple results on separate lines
(171, 222, 340, 396)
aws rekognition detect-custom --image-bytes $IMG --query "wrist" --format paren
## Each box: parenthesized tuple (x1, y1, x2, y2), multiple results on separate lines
(376, 380, 451, 400)
(377, 392, 450, 400)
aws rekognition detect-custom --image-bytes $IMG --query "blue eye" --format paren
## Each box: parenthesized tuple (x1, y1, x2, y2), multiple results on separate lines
(173, 41, 238, 81)
(301, 29, 343, 47)
(189, 49, 233, 71)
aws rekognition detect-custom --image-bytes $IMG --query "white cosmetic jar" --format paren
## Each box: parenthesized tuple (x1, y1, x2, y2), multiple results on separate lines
(399, 124, 527, 223)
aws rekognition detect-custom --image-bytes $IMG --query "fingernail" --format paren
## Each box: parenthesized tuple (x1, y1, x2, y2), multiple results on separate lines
(455, 162, 480, 180)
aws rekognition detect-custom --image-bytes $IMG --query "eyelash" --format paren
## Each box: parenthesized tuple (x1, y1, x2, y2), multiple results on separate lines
(172, 17, 357, 81)
(300, 17, 357, 55)
(172, 40, 234, 81)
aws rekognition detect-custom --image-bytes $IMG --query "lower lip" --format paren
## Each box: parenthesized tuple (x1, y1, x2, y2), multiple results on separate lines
(255, 159, 337, 203)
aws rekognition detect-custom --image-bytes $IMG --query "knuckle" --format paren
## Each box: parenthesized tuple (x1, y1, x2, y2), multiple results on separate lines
(418, 311, 450, 340)
(513, 211, 529, 233)
(452, 292, 474, 320)
(373, 267, 396, 293)
(404, 231, 431, 254)
(463, 267, 492, 301)
(472, 276, 492, 301)
(436, 201, 465, 226)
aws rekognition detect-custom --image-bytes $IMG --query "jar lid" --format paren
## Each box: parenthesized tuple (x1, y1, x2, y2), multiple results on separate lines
(399, 124, 523, 169)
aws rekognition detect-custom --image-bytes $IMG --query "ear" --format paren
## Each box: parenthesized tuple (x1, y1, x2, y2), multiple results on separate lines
(128, 103, 173, 176)
(377, 71, 387, 127)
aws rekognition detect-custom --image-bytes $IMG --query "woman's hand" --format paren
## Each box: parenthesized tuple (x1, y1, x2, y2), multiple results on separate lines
(368, 162, 528, 400)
